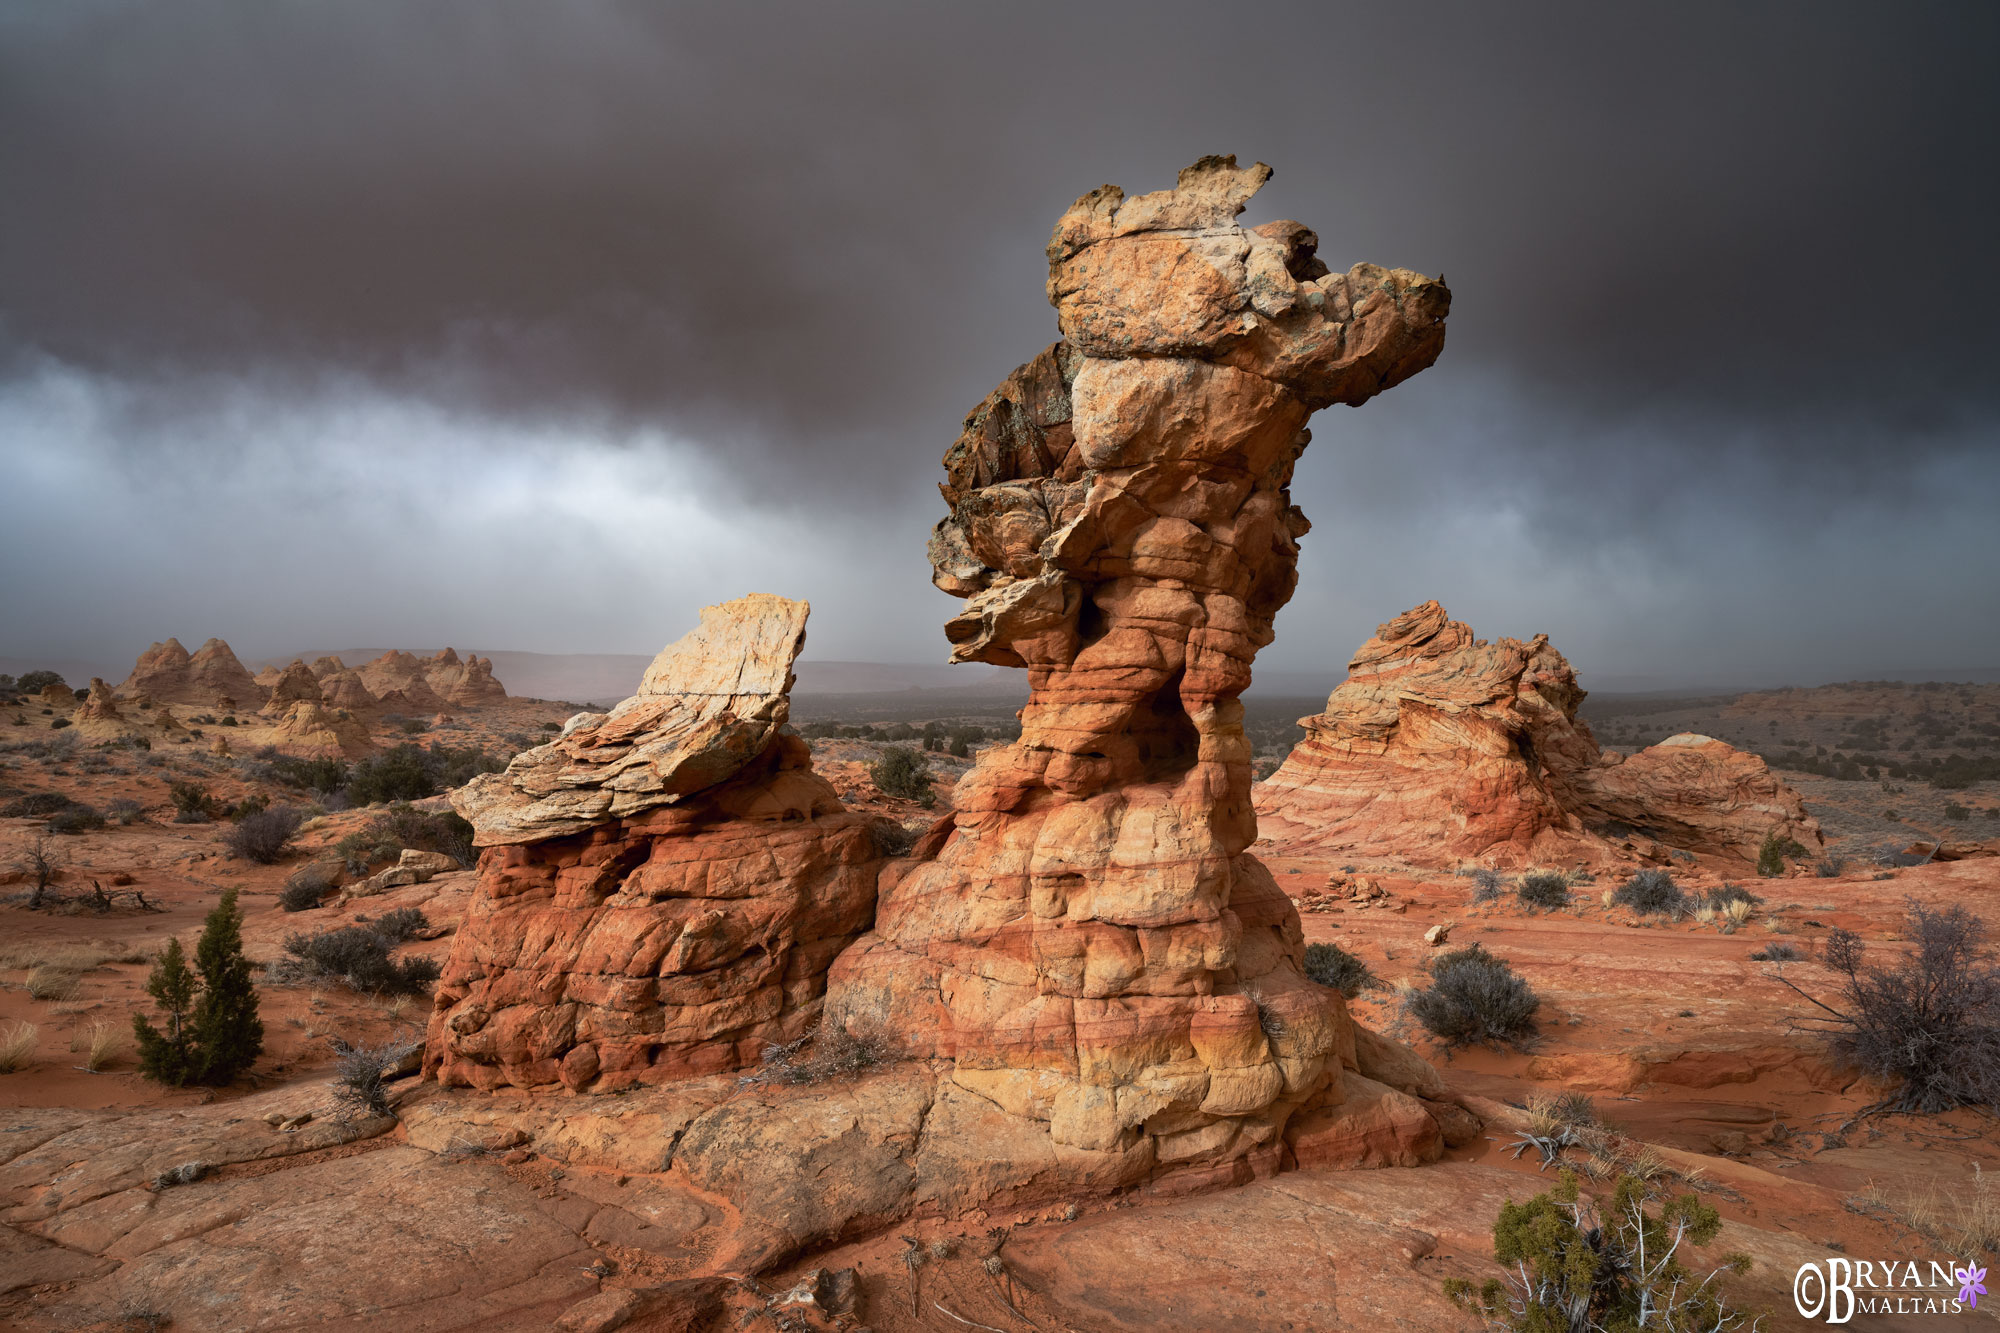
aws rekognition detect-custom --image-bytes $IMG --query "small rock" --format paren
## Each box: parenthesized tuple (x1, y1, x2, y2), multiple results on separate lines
(279, 1112, 314, 1132)
(502, 1148, 531, 1165)
(262, 1112, 286, 1127)
(1423, 922, 1451, 947)
(554, 1288, 641, 1333)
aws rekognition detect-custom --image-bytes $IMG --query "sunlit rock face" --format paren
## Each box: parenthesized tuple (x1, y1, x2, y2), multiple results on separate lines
(1256, 599, 1825, 868)
(822, 156, 1452, 1174)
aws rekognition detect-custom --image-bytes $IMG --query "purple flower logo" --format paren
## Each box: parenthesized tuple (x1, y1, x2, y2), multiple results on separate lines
(1958, 1263, 1987, 1310)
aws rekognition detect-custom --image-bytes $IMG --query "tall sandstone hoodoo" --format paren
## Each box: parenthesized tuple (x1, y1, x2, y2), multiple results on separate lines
(1255, 600, 1824, 868)
(424, 595, 885, 1091)
(815, 156, 1454, 1178)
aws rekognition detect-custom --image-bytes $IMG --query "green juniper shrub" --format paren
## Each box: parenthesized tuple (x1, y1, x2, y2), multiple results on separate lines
(1611, 868, 1685, 917)
(343, 742, 503, 806)
(15, 670, 63, 693)
(1444, 1171, 1755, 1332)
(870, 747, 935, 807)
(133, 936, 199, 1085)
(1302, 941, 1378, 998)
(1757, 831, 1808, 878)
(49, 718, 71, 731)
(189, 888, 262, 1083)
(1406, 943, 1539, 1045)
(169, 781, 226, 824)
(262, 753, 350, 795)
(1515, 870, 1571, 911)
(134, 889, 263, 1086)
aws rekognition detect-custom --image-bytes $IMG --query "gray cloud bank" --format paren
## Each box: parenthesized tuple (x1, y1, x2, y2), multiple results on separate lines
(2, 1, 1996, 686)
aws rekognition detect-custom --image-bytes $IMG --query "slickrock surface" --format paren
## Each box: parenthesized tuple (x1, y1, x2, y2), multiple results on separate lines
(821, 156, 1455, 1182)
(119, 636, 268, 709)
(425, 595, 885, 1092)
(1257, 600, 1823, 868)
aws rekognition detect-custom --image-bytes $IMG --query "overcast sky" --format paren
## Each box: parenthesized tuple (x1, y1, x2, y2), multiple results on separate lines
(2, 1, 1996, 689)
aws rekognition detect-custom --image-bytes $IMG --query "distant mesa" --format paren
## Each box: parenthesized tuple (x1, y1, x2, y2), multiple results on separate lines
(1254, 600, 1824, 869)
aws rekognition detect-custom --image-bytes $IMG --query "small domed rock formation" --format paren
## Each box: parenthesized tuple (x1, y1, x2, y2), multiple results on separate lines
(261, 659, 324, 709)
(70, 678, 187, 744)
(424, 595, 885, 1092)
(357, 650, 452, 713)
(816, 155, 1455, 1183)
(267, 700, 373, 757)
(1255, 600, 1823, 868)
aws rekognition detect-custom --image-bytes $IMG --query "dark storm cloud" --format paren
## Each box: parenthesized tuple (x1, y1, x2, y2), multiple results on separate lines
(1, 1, 1996, 676)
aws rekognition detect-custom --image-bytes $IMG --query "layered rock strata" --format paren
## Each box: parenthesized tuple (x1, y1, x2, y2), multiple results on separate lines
(819, 157, 1452, 1177)
(424, 595, 884, 1092)
(1255, 600, 1823, 867)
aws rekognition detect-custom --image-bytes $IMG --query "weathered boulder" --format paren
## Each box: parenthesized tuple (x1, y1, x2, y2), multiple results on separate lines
(424, 595, 885, 1092)
(820, 156, 1452, 1183)
(1255, 600, 1822, 867)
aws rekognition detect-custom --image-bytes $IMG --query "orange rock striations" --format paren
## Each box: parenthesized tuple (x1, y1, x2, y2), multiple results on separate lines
(821, 156, 1453, 1176)
(424, 595, 885, 1092)
(1255, 600, 1824, 868)
(120, 636, 268, 709)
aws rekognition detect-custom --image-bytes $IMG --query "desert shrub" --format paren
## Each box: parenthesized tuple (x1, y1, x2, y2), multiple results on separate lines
(1302, 941, 1378, 997)
(1, 790, 75, 817)
(1751, 941, 1806, 962)
(1787, 901, 1999, 1114)
(277, 925, 440, 995)
(1813, 856, 1846, 877)
(1443, 1171, 1754, 1332)
(225, 805, 303, 864)
(370, 804, 475, 866)
(344, 743, 503, 806)
(229, 793, 269, 821)
(1469, 868, 1505, 904)
(133, 888, 263, 1086)
(329, 1034, 423, 1115)
(1706, 884, 1760, 910)
(262, 753, 350, 794)
(15, 670, 63, 693)
(1945, 802, 1971, 822)
(49, 718, 71, 730)
(151, 1161, 207, 1189)
(371, 907, 429, 941)
(1515, 871, 1571, 911)
(870, 747, 935, 806)
(1406, 943, 1539, 1045)
(870, 818, 920, 857)
(168, 781, 225, 824)
(47, 803, 105, 835)
(1611, 868, 1684, 917)
(105, 798, 144, 825)
(1757, 832, 1808, 878)
(280, 862, 340, 911)
(747, 1024, 894, 1085)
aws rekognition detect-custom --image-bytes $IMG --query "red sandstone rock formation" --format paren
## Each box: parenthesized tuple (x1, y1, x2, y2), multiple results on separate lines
(119, 636, 268, 709)
(1255, 600, 1823, 868)
(819, 156, 1453, 1178)
(357, 650, 451, 713)
(267, 700, 373, 757)
(262, 659, 323, 709)
(70, 678, 186, 744)
(318, 667, 381, 713)
(425, 595, 884, 1092)
(425, 648, 507, 706)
